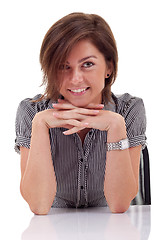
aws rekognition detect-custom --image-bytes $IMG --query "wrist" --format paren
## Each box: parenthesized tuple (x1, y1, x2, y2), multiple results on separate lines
(32, 113, 49, 131)
(107, 119, 127, 142)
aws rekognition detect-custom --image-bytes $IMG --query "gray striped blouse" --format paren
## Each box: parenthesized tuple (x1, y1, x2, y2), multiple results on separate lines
(15, 93, 147, 208)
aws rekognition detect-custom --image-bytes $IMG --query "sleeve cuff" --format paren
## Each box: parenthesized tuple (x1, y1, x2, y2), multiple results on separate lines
(128, 134, 147, 150)
(14, 135, 31, 154)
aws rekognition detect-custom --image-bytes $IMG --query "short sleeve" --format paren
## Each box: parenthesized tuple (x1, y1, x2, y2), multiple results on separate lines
(14, 99, 37, 154)
(123, 97, 147, 149)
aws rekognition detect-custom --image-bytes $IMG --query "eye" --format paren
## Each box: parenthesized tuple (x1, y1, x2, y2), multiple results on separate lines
(82, 62, 94, 68)
(59, 64, 70, 70)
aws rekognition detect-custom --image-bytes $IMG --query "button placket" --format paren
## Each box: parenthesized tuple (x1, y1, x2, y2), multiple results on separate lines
(77, 159, 82, 207)
(84, 162, 89, 207)
(80, 156, 87, 206)
(75, 130, 94, 208)
(74, 134, 84, 208)
(77, 156, 86, 207)
(82, 131, 94, 207)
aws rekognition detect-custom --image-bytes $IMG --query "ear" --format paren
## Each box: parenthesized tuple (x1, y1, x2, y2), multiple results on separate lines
(105, 60, 113, 78)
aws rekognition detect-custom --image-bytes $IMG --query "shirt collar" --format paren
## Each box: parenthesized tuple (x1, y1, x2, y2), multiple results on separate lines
(103, 94, 117, 112)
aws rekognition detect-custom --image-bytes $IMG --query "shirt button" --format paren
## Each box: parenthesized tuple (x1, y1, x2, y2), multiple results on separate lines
(80, 158, 83, 162)
(81, 186, 84, 189)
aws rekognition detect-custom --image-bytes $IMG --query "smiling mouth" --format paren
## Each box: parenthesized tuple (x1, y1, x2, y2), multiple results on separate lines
(68, 87, 90, 93)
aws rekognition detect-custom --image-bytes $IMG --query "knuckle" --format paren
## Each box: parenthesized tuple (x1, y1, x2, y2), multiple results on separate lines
(67, 119, 76, 125)
(72, 108, 78, 114)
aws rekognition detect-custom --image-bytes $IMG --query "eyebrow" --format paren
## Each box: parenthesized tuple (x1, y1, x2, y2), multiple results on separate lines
(66, 55, 97, 64)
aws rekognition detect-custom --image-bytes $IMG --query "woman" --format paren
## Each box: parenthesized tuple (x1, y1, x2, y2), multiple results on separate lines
(15, 12, 147, 215)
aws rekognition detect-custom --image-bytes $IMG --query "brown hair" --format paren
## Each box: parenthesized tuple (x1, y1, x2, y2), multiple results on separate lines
(39, 12, 118, 104)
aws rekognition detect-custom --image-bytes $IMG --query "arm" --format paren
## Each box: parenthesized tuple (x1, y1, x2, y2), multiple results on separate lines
(20, 107, 88, 215)
(20, 115, 57, 215)
(104, 118, 141, 213)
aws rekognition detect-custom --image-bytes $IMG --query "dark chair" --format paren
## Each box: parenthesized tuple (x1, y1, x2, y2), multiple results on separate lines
(131, 146, 151, 205)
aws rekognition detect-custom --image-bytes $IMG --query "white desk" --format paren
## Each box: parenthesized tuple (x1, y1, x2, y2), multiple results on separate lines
(21, 205, 151, 240)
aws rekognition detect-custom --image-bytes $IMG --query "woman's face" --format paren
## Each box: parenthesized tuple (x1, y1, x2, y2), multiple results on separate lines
(58, 39, 111, 107)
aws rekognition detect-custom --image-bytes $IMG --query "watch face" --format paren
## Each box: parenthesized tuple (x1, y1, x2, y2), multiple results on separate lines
(121, 139, 129, 149)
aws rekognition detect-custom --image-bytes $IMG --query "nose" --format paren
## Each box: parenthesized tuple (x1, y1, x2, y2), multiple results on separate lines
(70, 68, 83, 85)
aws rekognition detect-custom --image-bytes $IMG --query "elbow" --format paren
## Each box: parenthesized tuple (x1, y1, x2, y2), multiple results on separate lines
(106, 196, 132, 214)
(108, 192, 138, 213)
(20, 182, 55, 215)
(106, 185, 138, 214)
(20, 185, 51, 215)
(30, 204, 51, 215)
(27, 199, 52, 215)
(109, 202, 130, 213)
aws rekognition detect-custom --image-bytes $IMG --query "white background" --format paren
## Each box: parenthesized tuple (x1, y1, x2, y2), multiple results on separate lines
(0, 0, 161, 239)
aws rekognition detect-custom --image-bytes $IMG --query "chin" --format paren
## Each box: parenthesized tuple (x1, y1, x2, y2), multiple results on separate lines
(69, 99, 90, 108)
(72, 102, 88, 108)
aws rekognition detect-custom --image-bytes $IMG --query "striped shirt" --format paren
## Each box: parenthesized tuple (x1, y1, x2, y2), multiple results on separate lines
(15, 93, 147, 208)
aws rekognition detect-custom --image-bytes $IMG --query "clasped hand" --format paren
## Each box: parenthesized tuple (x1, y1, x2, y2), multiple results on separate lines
(52, 99, 125, 136)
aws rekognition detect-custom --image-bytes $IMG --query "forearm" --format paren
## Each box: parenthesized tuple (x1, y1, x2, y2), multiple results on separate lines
(20, 115, 56, 214)
(104, 121, 137, 213)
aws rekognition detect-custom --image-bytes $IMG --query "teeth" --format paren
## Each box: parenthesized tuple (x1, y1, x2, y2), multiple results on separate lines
(70, 88, 87, 93)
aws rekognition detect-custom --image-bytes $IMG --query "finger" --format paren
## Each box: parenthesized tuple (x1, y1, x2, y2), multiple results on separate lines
(86, 103, 104, 109)
(59, 124, 74, 130)
(58, 99, 68, 103)
(53, 108, 100, 120)
(59, 119, 84, 128)
(63, 123, 89, 135)
(53, 102, 104, 110)
(58, 99, 64, 103)
(53, 102, 76, 110)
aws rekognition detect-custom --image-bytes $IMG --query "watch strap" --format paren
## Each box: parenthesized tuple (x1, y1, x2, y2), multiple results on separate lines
(106, 138, 129, 151)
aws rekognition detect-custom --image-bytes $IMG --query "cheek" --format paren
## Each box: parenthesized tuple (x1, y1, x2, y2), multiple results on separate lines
(90, 73, 105, 89)
(58, 76, 67, 93)
(59, 84, 65, 95)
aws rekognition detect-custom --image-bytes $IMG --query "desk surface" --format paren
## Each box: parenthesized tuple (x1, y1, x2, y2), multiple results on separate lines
(20, 205, 151, 240)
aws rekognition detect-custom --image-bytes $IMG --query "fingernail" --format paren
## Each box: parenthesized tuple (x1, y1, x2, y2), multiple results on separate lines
(98, 104, 104, 107)
(93, 110, 99, 113)
(53, 112, 59, 116)
(84, 122, 89, 126)
(52, 103, 57, 107)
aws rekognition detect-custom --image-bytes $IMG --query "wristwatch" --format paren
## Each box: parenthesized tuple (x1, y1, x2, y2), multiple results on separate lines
(106, 138, 129, 151)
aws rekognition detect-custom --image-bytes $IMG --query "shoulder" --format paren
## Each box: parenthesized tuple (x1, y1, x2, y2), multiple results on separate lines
(112, 93, 145, 116)
(112, 93, 147, 149)
(17, 94, 51, 117)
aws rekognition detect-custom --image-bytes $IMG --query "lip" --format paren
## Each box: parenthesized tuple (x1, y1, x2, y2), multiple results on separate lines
(68, 87, 90, 96)
(68, 87, 89, 90)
